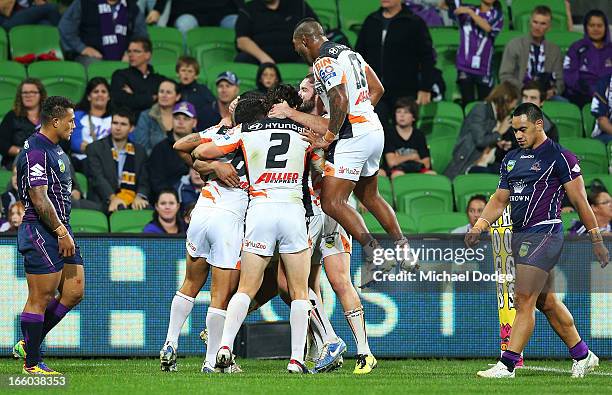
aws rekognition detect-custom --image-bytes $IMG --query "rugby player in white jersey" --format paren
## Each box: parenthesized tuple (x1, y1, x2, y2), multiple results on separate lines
(271, 75, 376, 373)
(192, 86, 314, 374)
(290, 19, 415, 293)
(160, 97, 267, 373)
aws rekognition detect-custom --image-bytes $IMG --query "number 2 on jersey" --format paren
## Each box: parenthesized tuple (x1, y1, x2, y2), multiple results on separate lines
(265, 133, 290, 168)
(348, 53, 366, 90)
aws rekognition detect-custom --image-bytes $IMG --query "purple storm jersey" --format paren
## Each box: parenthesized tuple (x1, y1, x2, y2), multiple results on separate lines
(456, 5, 503, 77)
(16, 132, 73, 224)
(498, 139, 581, 232)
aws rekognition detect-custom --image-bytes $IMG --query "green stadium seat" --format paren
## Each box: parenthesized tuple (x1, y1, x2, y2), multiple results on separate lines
(582, 174, 612, 194)
(362, 212, 417, 234)
(452, 174, 499, 212)
(75, 172, 88, 199)
(582, 103, 596, 137)
(277, 63, 310, 87)
(9, 25, 63, 59)
(418, 101, 463, 137)
(155, 63, 177, 80)
(0, 61, 26, 100)
(515, 12, 568, 34)
(0, 168, 11, 193)
(344, 30, 358, 48)
(560, 138, 607, 175)
(186, 27, 236, 71)
(377, 175, 394, 207)
(429, 28, 459, 68)
(110, 209, 154, 233)
(147, 26, 183, 66)
(543, 101, 583, 138)
(545, 31, 583, 55)
(308, 0, 339, 30)
(0, 97, 12, 121)
(428, 135, 455, 174)
(28, 61, 86, 103)
(392, 174, 453, 217)
(561, 211, 579, 235)
(87, 61, 127, 82)
(417, 212, 469, 233)
(441, 66, 460, 103)
(464, 101, 482, 116)
(338, 0, 378, 33)
(71, 209, 108, 233)
(207, 62, 258, 94)
(0, 29, 7, 59)
(512, 0, 567, 33)
(608, 141, 612, 173)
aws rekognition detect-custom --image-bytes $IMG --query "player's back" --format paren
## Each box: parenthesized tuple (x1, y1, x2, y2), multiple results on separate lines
(312, 41, 382, 138)
(16, 132, 73, 224)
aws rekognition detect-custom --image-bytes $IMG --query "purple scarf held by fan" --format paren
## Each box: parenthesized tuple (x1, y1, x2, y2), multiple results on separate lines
(98, 0, 128, 60)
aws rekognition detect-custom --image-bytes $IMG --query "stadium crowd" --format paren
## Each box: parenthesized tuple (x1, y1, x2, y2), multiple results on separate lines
(0, 0, 611, 234)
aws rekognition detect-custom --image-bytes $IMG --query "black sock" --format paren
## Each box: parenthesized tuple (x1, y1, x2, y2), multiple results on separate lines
(500, 350, 521, 372)
(21, 312, 44, 368)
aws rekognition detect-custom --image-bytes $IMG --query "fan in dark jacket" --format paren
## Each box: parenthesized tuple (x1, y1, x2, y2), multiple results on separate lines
(356, 1, 436, 125)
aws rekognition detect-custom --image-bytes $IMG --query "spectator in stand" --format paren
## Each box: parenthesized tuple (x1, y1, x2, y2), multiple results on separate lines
(143, 188, 186, 234)
(132, 79, 181, 154)
(0, 201, 24, 233)
(465, 143, 497, 174)
(110, 37, 164, 114)
(214, 71, 241, 124)
(1, 161, 18, 219)
(499, 6, 564, 99)
(563, 9, 612, 107)
(145, 0, 239, 37)
(255, 62, 282, 94)
(0, 78, 46, 168)
(494, 80, 560, 165)
(86, 108, 150, 213)
(176, 167, 205, 211)
(383, 97, 434, 178)
(71, 77, 113, 172)
(59, 0, 147, 66)
(451, 195, 487, 233)
(591, 73, 612, 143)
(569, 188, 612, 235)
(356, 0, 435, 126)
(147, 101, 195, 198)
(0, 0, 60, 29)
(445, 81, 519, 179)
(453, 0, 503, 107)
(235, 0, 317, 64)
(175, 56, 218, 130)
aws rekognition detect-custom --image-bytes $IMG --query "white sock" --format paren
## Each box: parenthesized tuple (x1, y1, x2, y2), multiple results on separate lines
(205, 307, 226, 366)
(290, 299, 311, 364)
(308, 288, 337, 343)
(165, 291, 195, 349)
(220, 293, 250, 352)
(345, 306, 371, 355)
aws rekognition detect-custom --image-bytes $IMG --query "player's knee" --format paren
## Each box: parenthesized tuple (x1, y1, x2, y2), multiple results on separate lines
(514, 292, 536, 312)
(327, 273, 351, 295)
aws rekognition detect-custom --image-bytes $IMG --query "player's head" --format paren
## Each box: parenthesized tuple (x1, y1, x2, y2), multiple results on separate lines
(234, 97, 268, 124)
(466, 195, 487, 227)
(293, 18, 326, 64)
(111, 108, 135, 141)
(41, 96, 76, 141)
(266, 84, 302, 112)
(588, 189, 612, 223)
(298, 73, 317, 113)
(511, 102, 546, 149)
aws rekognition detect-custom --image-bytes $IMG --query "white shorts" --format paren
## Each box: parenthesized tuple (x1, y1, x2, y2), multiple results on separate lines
(325, 128, 384, 181)
(320, 213, 352, 259)
(309, 214, 324, 265)
(243, 202, 309, 257)
(186, 206, 243, 270)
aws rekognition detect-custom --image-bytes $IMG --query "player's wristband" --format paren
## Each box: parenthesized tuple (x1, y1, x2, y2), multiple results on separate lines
(54, 224, 68, 238)
(323, 130, 336, 144)
(474, 218, 490, 231)
(58, 233, 69, 239)
(588, 227, 603, 244)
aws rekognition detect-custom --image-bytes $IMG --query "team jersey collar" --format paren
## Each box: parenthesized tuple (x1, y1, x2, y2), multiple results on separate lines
(35, 131, 56, 147)
(522, 137, 550, 154)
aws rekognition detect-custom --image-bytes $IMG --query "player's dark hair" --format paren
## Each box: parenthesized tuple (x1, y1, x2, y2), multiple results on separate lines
(77, 77, 112, 114)
(467, 194, 488, 211)
(521, 80, 546, 103)
(41, 96, 75, 126)
(234, 97, 267, 124)
(130, 37, 152, 53)
(294, 17, 325, 38)
(393, 97, 419, 123)
(305, 73, 315, 85)
(532, 5, 552, 18)
(265, 84, 302, 111)
(512, 102, 543, 123)
(112, 107, 136, 126)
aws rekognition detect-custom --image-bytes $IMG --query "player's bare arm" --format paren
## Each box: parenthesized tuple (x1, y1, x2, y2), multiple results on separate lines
(29, 185, 75, 257)
(564, 177, 609, 268)
(173, 133, 206, 153)
(465, 189, 510, 247)
(327, 84, 349, 137)
(364, 65, 384, 107)
(192, 142, 227, 161)
(194, 160, 240, 188)
(269, 102, 329, 135)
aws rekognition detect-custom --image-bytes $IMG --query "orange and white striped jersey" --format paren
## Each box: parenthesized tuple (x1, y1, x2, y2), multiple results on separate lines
(213, 118, 312, 212)
(195, 124, 248, 217)
(312, 41, 383, 139)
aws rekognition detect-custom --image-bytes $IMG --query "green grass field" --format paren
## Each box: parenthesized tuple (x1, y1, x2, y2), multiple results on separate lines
(1, 357, 610, 394)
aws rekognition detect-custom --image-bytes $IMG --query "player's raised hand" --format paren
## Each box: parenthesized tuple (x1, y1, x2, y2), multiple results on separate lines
(268, 101, 292, 119)
(464, 227, 482, 248)
(58, 233, 76, 258)
(213, 162, 240, 188)
(592, 242, 609, 268)
(301, 129, 330, 150)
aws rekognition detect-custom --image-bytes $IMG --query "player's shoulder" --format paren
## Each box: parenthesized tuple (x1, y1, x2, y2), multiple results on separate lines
(502, 147, 521, 163)
(317, 40, 352, 61)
